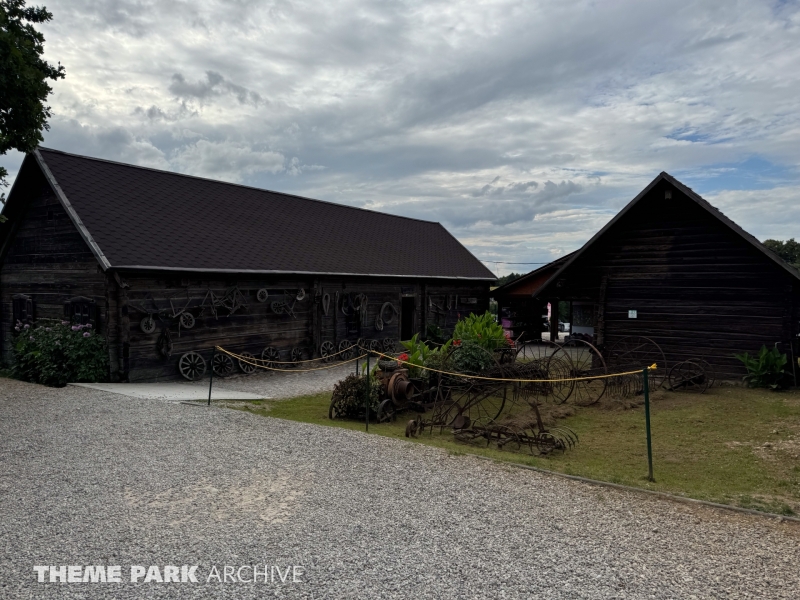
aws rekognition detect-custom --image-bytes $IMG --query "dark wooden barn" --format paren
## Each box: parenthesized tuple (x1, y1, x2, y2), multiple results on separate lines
(530, 172, 800, 381)
(0, 148, 496, 382)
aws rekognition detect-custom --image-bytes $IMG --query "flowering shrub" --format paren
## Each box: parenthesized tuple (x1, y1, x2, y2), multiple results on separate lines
(12, 320, 108, 387)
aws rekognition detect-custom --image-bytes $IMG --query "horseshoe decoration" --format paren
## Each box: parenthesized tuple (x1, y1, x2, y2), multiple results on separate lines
(296, 289, 306, 301)
(322, 293, 331, 316)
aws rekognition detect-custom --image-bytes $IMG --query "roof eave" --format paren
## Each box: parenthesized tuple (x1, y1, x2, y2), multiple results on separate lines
(109, 265, 497, 281)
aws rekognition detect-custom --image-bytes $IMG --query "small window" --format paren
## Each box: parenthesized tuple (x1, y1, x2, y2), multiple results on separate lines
(65, 296, 97, 326)
(12, 294, 35, 325)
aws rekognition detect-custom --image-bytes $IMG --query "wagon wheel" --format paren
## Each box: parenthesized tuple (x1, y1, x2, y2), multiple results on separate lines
(698, 358, 716, 388)
(179, 311, 195, 329)
(446, 345, 509, 427)
(237, 351, 257, 375)
(377, 398, 397, 423)
(320, 341, 336, 362)
(356, 338, 365, 351)
(562, 339, 607, 406)
(605, 336, 667, 392)
(261, 346, 280, 369)
(178, 351, 206, 381)
(270, 301, 282, 314)
(668, 360, 709, 393)
(290, 347, 303, 364)
(140, 315, 156, 334)
(510, 340, 574, 405)
(338, 340, 355, 360)
(383, 338, 396, 353)
(368, 339, 380, 353)
(212, 353, 235, 377)
(256, 289, 269, 303)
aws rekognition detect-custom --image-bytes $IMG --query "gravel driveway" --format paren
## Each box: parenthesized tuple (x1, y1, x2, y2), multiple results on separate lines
(1, 377, 799, 599)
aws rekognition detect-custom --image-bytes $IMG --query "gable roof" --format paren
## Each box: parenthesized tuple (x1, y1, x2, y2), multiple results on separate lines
(491, 252, 575, 297)
(2, 148, 496, 280)
(533, 171, 800, 298)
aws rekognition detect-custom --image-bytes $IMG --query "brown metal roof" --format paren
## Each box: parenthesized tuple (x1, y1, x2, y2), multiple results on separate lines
(24, 148, 496, 280)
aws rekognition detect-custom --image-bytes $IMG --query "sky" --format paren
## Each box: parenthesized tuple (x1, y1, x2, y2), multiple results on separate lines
(2, 0, 800, 276)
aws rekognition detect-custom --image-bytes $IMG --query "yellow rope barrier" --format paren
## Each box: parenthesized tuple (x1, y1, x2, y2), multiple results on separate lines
(247, 343, 358, 364)
(215, 346, 367, 373)
(215, 344, 656, 383)
(360, 346, 657, 384)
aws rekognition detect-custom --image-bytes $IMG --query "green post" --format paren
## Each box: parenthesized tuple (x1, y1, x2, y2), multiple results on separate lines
(365, 350, 370, 432)
(208, 346, 216, 406)
(643, 367, 654, 482)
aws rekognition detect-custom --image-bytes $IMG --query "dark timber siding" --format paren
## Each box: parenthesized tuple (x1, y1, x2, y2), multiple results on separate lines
(0, 180, 110, 370)
(548, 180, 799, 381)
(114, 274, 489, 382)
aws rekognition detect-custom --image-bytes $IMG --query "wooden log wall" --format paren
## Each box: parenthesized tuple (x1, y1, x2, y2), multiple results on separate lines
(116, 276, 490, 382)
(550, 182, 799, 381)
(0, 181, 111, 370)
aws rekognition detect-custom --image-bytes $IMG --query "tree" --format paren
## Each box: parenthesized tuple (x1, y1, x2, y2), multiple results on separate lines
(763, 238, 800, 269)
(0, 0, 65, 218)
(495, 272, 523, 286)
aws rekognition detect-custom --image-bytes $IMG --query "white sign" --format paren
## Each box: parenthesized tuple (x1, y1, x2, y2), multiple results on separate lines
(628, 310, 638, 319)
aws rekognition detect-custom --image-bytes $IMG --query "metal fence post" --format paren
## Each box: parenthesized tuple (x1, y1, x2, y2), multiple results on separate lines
(208, 347, 216, 406)
(365, 350, 370, 432)
(643, 367, 654, 482)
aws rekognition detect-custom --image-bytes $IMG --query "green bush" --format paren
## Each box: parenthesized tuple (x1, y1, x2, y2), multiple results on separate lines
(330, 373, 382, 418)
(452, 311, 509, 351)
(734, 345, 788, 390)
(12, 319, 108, 387)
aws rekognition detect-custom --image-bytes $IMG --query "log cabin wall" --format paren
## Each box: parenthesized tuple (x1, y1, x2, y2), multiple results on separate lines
(548, 180, 799, 381)
(0, 176, 112, 371)
(114, 273, 490, 382)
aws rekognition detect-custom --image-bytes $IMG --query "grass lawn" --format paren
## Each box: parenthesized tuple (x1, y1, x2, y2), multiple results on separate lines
(230, 385, 800, 516)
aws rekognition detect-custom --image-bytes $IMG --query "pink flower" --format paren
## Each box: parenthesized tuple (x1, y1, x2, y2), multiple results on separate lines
(83, 332, 90, 338)
(71, 325, 79, 331)
(86, 323, 92, 328)
(14, 326, 20, 332)
(61, 320, 69, 325)
(23, 323, 30, 329)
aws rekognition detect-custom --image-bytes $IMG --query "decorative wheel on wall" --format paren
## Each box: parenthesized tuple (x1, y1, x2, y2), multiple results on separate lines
(338, 340, 355, 360)
(178, 351, 206, 381)
(668, 360, 709, 393)
(256, 289, 269, 303)
(238, 351, 257, 374)
(290, 347, 303, 364)
(382, 338, 396, 353)
(368, 339, 379, 352)
(212, 353, 235, 377)
(179, 312, 195, 329)
(320, 341, 336, 362)
(140, 315, 156, 334)
(261, 346, 280, 369)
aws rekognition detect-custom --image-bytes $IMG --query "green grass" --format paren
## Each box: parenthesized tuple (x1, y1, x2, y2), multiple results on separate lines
(230, 386, 800, 516)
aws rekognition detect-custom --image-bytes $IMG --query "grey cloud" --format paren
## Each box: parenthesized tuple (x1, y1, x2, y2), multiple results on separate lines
(168, 71, 262, 106)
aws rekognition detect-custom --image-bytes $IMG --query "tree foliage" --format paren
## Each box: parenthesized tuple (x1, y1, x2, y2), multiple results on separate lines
(495, 272, 523, 286)
(0, 0, 64, 209)
(763, 238, 800, 269)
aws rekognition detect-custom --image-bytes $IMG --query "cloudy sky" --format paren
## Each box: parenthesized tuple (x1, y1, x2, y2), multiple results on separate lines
(2, 0, 800, 275)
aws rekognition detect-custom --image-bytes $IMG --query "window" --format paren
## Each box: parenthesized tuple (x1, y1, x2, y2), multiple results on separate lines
(65, 296, 97, 326)
(12, 294, 35, 325)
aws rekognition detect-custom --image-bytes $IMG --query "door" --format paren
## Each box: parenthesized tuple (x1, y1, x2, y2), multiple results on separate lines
(400, 296, 416, 341)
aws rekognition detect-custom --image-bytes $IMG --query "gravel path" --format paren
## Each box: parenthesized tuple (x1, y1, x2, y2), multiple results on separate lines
(180, 360, 362, 399)
(1, 377, 799, 599)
